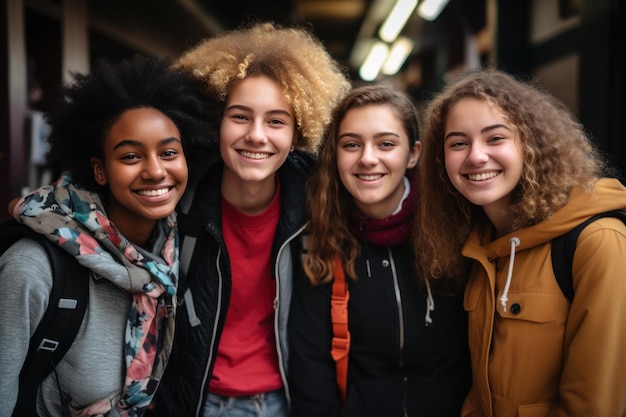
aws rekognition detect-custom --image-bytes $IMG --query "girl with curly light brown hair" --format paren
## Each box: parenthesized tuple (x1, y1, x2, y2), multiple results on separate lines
(147, 22, 351, 417)
(415, 68, 626, 417)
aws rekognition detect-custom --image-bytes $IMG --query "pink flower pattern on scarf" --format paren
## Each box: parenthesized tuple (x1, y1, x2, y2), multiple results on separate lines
(14, 172, 177, 417)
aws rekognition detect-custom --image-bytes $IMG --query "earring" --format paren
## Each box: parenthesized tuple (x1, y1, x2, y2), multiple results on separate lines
(290, 146, 295, 152)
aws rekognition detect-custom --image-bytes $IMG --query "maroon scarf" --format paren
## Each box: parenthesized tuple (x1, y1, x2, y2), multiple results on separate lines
(348, 177, 417, 246)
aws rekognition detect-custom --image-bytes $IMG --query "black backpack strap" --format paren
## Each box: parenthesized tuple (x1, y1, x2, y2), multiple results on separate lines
(551, 210, 626, 302)
(1, 220, 89, 417)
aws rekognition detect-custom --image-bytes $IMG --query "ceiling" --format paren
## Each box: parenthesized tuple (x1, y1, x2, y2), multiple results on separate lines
(82, 0, 372, 77)
(26, 0, 487, 87)
(191, 0, 487, 78)
(195, 0, 371, 68)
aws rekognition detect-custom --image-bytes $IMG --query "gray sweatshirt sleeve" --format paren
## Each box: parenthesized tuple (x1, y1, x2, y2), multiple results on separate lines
(0, 238, 53, 416)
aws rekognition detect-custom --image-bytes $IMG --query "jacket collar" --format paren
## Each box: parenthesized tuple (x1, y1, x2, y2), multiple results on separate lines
(179, 150, 314, 241)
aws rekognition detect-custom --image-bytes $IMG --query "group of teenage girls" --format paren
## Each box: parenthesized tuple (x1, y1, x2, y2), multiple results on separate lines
(1, 20, 625, 417)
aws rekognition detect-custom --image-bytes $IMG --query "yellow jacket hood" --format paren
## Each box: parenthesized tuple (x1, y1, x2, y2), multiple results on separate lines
(477, 178, 626, 259)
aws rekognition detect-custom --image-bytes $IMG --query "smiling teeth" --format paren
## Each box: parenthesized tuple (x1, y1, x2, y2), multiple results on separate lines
(358, 174, 383, 181)
(137, 188, 169, 197)
(468, 172, 498, 181)
(240, 151, 270, 160)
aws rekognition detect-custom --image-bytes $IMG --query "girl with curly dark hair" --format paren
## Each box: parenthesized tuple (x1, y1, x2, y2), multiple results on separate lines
(1, 54, 220, 417)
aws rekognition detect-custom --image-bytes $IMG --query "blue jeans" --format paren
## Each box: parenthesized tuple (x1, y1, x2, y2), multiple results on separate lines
(202, 389, 289, 417)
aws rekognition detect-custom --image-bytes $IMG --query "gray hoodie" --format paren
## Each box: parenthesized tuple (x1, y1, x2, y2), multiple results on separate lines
(0, 237, 132, 417)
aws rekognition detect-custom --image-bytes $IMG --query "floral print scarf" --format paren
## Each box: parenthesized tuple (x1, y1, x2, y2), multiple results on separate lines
(13, 172, 178, 417)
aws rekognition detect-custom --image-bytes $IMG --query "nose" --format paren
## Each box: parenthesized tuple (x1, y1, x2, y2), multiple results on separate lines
(465, 143, 489, 166)
(142, 155, 166, 180)
(244, 120, 268, 145)
(359, 144, 378, 166)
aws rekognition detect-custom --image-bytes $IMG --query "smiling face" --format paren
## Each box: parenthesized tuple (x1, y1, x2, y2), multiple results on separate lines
(219, 75, 297, 193)
(337, 104, 421, 219)
(444, 97, 523, 227)
(91, 107, 187, 243)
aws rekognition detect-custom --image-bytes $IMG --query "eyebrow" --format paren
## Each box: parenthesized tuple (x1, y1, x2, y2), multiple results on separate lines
(444, 123, 512, 141)
(339, 131, 401, 140)
(225, 104, 292, 118)
(112, 137, 181, 150)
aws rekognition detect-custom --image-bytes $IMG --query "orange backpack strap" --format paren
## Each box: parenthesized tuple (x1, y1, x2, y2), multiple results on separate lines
(331, 257, 350, 404)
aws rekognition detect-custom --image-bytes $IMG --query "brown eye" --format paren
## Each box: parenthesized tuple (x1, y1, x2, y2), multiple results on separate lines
(161, 150, 179, 158)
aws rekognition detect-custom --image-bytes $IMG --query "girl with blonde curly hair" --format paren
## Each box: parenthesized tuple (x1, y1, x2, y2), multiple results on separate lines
(415, 68, 626, 417)
(176, 21, 348, 154)
(147, 22, 351, 417)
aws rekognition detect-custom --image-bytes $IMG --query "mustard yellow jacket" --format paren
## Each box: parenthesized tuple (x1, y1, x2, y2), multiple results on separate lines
(461, 178, 626, 417)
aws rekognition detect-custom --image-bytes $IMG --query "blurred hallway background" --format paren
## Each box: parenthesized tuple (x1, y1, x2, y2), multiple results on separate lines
(2, 0, 624, 222)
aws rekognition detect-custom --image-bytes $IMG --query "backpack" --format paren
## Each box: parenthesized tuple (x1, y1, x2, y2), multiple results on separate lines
(0, 219, 89, 417)
(551, 210, 626, 302)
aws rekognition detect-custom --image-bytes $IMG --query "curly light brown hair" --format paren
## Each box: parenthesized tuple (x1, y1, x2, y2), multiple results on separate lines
(175, 22, 351, 154)
(414, 68, 611, 282)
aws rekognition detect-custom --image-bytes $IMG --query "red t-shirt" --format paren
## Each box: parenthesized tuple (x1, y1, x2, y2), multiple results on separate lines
(208, 186, 283, 396)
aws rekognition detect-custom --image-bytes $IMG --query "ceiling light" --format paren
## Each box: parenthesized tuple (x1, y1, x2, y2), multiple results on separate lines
(359, 41, 390, 81)
(382, 37, 414, 75)
(417, 0, 450, 21)
(378, 0, 418, 43)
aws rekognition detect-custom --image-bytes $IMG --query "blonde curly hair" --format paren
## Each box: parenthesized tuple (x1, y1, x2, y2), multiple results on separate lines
(176, 22, 351, 154)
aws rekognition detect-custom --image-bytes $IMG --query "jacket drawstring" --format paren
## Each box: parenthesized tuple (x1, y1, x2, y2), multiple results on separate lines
(499, 237, 520, 312)
(424, 278, 435, 326)
(183, 289, 201, 327)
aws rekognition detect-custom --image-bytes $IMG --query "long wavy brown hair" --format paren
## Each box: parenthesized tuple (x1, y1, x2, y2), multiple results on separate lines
(414, 68, 611, 283)
(305, 85, 421, 285)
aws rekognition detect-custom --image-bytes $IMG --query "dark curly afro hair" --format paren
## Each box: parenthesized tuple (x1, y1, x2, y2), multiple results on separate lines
(46, 53, 222, 191)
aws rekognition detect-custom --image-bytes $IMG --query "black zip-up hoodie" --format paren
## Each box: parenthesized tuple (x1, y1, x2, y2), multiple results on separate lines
(147, 151, 314, 417)
(288, 224, 471, 416)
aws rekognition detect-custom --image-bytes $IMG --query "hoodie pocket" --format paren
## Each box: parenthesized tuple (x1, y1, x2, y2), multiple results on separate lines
(492, 392, 554, 417)
(518, 401, 554, 417)
(495, 292, 569, 323)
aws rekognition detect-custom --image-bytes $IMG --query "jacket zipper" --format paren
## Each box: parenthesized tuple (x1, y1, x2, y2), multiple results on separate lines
(273, 223, 307, 407)
(194, 223, 304, 415)
(388, 249, 408, 417)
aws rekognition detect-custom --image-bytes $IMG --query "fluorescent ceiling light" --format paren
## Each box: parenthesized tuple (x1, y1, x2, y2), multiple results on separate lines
(382, 37, 414, 75)
(417, 0, 450, 21)
(359, 41, 390, 81)
(379, 0, 418, 43)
